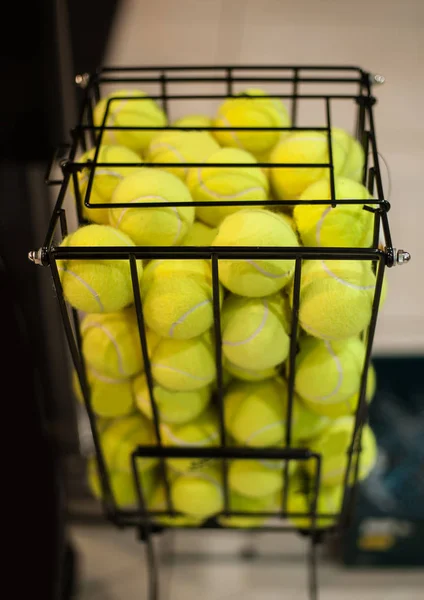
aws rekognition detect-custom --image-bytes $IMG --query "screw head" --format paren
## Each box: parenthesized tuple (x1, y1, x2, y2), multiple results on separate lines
(75, 73, 90, 89)
(396, 249, 411, 265)
(373, 74, 386, 85)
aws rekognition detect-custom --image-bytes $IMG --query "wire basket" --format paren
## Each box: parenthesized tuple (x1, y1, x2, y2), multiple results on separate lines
(30, 65, 411, 600)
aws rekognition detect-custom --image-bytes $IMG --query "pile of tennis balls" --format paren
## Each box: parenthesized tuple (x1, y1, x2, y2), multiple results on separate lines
(63, 88, 381, 531)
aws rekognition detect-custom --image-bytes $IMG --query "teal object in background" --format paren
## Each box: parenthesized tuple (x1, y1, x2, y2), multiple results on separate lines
(344, 357, 424, 566)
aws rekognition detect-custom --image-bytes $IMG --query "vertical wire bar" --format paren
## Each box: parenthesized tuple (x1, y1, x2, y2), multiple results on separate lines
(59, 209, 68, 237)
(308, 455, 321, 600)
(160, 71, 169, 118)
(93, 76, 101, 105)
(131, 454, 159, 600)
(339, 255, 385, 527)
(361, 131, 370, 187)
(325, 98, 336, 206)
(291, 67, 299, 126)
(72, 171, 85, 226)
(282, 257, 302, 515)
(84, 94, 110, 210)
(129, 254, 174, 515)
(356, 100, 366, 143)
(86, 91, 97, 147)
(226, 68, 233, 96)
(49, 253, 116, 518)
(211, 254, 229, 515)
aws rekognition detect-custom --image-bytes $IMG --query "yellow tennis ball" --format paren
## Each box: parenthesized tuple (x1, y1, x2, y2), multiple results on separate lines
(134, 374, 211, 425)
(101, 414, 158, 474)
(72, 368, 135, 418)
(173, 114, 213, 128)
(306, 416, 377, 487)
(141, 259, 222, 339)
(186, 147, 269, 227)
(151, 334, 216, 391)
(270, 131, 347, 199)
(294, 177, 374, 247)
(287, 477, 343, 530)
(149, 480, 203, 526)
(295, 336, 366, 418)
(181, 221, 218, 246)
(58, 224, 143, 313)
(223, 359, 280, 382)
(218, 491, 277, 528)
(228, 458, 291, 498)
(212, 209, 299, 297)
(160, 408, 219, 473)
(146, 131, 219, 180)
(291, 395, 332, 443)
(87, 457, 156, 508)
(109, 169, 195, 245)
(224, 378, 288, 447)
(81, 308, 145, 378)
(332, 128, 365, 182)
(93, 90, 167, 155)
(213, 88, 291, 158)
(221, 293, 290, 371)
(171, 465, 223, 518)
(73, 145, 143, 224)
(298, 259, 381, 340)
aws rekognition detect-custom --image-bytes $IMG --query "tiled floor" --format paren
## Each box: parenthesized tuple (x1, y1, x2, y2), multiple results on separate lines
(72, 524, 424, 599)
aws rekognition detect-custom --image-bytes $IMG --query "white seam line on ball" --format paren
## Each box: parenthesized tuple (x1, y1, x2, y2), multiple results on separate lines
(220, 115, 243, 149)
(195, 168, 263, 200)
(321, 260, 376, 291)
(308, 340, 344, 402)
(223, 299, 268, 347)
(80, 169, 125, 185)
(58, 266, 104, 312)
(244, 260, 292, 279)
(149, 142, 189, 177)
(245, 421, 284, 444)
(164, 429, 219, 447)
(168, 299, 211, 338)
(89, 323, 127, 376)
(151, 363, 211, 381)
(114, 195, 182, 244)
(315, 206, 332, 246)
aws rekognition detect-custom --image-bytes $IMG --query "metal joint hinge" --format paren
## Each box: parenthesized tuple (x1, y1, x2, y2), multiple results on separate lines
(28, 248, 48, 266)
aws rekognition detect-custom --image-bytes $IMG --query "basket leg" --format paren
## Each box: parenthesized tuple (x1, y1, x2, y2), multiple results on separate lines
(307, 535, 319, 600)
(138, 526, 159, 600)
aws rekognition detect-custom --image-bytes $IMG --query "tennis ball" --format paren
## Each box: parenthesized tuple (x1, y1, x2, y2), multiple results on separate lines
(181, 221, 218, 246)
(212, 209, 299, 297)
(332, 128, 365, 182)
(223, 358, 280, 382)
(101, 414, 158, 474)
(141, 259, 222, 339)
(294, 177, 374, 247)
(93, 90, 167, 155)
(287, 476, 343, 530)
(221, 293, 290, 371)
(160, 408, 219, 473)
(270, 131, 347, 199)
(291, 395, 332, 443)
(149, 480, 203, 526)
(58, 224, 143, 313)
(298, 259, 381, 340)
(218, 491, 277, 528)
(134, 374, 211, 425)
(109, 169, 195, 245)
(73, 368, 135, 418)
(146, 131, 219, 180)
(73, 145, 143, 224)
(213, 88, 291, 158)
(228, 458, 290, 499)
(294, 337, 366, 418)
(151, 334, 216, 391)
(171, 465, 223, 518)
(87, 457, 156, 508)
(186, 147, 269, 227)
(174, 115, 213, 128)
(224, 378, 288, 447)
(81, 308, 145, 378)
(306, 416, 377, 487)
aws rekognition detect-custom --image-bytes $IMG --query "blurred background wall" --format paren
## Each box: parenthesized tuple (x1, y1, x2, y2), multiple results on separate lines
(104, 0, 424, 354)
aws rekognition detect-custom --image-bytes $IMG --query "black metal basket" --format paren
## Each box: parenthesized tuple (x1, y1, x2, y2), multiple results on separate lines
(30, 65, 410, 600)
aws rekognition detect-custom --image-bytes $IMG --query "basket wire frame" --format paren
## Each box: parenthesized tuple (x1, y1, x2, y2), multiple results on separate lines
(38, 65, 397, 600)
